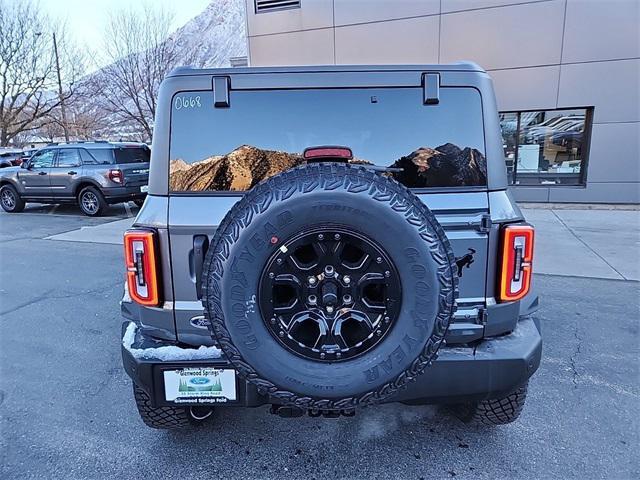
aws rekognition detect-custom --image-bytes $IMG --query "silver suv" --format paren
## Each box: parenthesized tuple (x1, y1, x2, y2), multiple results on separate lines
(0, 141, 150, 216)
(121, 64, 541, 429)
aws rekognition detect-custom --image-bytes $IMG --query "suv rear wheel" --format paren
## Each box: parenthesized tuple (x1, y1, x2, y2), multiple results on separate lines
(451, 383, 528, 425)
(78, 186, 106, 216)
(133, 384, 213, 429)
(0, 184, 25, 213)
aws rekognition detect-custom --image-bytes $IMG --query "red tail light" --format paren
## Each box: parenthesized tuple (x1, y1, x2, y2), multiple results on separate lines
(303, 146, 353, 160)
(108, 169, 123, 183)
(499, 224, 534, 302)
(124, 229, 160, 306)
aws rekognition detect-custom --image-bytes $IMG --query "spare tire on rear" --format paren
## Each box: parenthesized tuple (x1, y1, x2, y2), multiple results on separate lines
(202, 163, 457, 411)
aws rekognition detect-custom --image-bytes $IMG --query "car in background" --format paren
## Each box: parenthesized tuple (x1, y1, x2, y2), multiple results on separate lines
(0, 149, 25, 168)
(0, 141, 150, 216)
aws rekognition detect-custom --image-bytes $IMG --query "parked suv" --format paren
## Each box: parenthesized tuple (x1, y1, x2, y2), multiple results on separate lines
(121, 64, 541, 429)
(0, 141, 150, 216)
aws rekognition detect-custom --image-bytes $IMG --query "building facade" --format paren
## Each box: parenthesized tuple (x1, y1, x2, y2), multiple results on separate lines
(243, 0, 639, 204)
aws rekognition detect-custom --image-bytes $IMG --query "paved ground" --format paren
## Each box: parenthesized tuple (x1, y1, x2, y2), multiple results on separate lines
(523, 206, 640, 281)
(0, 208, 638, 480)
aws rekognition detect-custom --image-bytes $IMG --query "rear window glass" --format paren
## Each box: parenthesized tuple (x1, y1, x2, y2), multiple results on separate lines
(86, 149, 114, 165)
(169, 87, 486, 192)
(114, 147, 150, 164)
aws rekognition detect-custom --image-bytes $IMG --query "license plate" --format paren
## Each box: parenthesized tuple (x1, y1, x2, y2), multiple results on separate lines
(163, 367, 236, 404)
(140, 185, 149, 193)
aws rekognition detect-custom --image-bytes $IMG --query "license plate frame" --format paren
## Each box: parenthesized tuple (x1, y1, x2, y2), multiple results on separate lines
(162, 367, 237, 405)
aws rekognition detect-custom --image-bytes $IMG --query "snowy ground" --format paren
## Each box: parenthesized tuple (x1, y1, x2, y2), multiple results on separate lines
(0, 209, 638, 479)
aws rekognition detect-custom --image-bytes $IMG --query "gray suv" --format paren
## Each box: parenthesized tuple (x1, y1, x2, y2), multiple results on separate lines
(0, 141, 150, 216)
(121, 64, 541, 429)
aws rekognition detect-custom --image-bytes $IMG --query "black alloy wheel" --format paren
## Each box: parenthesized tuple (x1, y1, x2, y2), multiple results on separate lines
(259, 227, 401, 362)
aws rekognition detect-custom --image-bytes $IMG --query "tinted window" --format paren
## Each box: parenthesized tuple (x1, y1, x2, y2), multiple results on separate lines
(56, 149, 81, 167)
(114, 147, 150, 164)
(87, 149, 114, 165)
(169, 88, 487, 192)
(30, 149, 55, 168)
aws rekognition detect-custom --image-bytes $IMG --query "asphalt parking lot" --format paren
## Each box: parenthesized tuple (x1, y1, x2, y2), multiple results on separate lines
(0, 208, 638, 480)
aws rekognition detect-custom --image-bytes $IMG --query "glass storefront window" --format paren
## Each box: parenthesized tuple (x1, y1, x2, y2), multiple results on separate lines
(499, 108, 592, 186)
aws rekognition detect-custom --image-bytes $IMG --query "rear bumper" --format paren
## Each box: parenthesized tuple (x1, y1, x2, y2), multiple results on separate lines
(103, 185, 147, 203)
(121, 317, 542, 408)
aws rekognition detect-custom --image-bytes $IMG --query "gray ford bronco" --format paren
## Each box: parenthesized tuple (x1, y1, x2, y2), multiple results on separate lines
(120, 64, 541, 429)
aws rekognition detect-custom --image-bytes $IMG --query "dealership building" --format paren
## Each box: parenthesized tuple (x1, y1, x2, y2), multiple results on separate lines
(242, 0, 639, 204)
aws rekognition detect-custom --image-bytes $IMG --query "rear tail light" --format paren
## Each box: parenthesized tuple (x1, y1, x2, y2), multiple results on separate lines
(124, 229, 161, 306)
(499, 224, 534, 302)
(108, 169, 123, 183)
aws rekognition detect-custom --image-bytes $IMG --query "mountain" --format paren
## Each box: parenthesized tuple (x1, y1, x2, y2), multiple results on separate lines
(169, 145, 304, 191)
(390, 143, 487, 187)
(166, 0, 247, 68)
(169, 144, 488, 192)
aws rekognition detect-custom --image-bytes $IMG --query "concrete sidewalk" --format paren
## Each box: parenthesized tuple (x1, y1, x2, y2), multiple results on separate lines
(523, 207, 639, 281)
(46, 206, 640, 281)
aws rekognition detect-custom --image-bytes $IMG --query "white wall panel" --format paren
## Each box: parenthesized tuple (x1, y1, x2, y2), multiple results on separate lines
(335, 16, 439, 64)
(440, 1, 565, 70)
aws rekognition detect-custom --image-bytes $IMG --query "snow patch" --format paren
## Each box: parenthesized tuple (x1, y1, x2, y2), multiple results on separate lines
(122, 322, 222, 361)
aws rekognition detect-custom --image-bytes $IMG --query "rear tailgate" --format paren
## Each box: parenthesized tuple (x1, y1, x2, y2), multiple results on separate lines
(115, 146, 150, 188)
(168, 192, 489, 346)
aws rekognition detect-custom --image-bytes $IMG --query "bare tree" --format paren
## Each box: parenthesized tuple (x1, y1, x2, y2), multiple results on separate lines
(93, 5, 190, 142)
(0, 1, 83, 146)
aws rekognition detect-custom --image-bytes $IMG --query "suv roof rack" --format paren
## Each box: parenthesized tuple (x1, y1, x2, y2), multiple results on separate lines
(46, 140, 110, 146)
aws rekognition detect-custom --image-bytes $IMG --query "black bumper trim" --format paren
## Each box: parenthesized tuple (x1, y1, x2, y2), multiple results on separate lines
(121, 317, 541, 408)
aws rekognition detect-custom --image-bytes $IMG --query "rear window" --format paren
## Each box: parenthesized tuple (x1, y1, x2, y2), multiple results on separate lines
(86, 149, 114, 165)
(169, 87, 486, 192)
(114, 147, 150, 164)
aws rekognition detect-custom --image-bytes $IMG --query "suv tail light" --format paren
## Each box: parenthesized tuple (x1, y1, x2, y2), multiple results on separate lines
(124, 229, 161, 306)
(499, 224, 534, 302)
(108, 169, 123, 183)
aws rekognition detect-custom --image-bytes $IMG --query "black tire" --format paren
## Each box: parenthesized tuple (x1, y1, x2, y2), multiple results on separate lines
(78, 186, 106, 216)
(133, 384, 213, 430)
(0, 184, 25, 213)
(133, 198, 145, 208)
(202, 163, 458, 412)
(452, 383, 529, 425)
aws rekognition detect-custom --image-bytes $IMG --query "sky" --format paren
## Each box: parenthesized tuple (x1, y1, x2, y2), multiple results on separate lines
(39, 0, 212, 67)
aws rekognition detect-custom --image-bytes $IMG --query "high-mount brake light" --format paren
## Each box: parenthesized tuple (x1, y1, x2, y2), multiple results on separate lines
(303, 146, 353, 160)
(124, 229, 160, 306)
(108, 169, 123, 183)
(499, 224, 535, 302)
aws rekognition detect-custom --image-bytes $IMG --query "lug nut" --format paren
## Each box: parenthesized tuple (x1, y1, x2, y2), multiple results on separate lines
(308, 295, 317, 305)
(279, 331, 285, 337)
(324, 265, 335, 277)
(334, 233, 341, 240)
(276, 258, 283, 265)
(270, 317, 277, 324)
(308, 276, 317, 285)
(376, 257, 383, 264)
(268, 272, 274, 278)
(384, 270, 391, 278)
(343, 294, 352, 304)
(326, 305, 334, 314)
(320, 353, 326, 359)
(384, 316, 390, 324)
(318, 234, 324, 241)
(343, 275, 351, 284)
(336, 352, 342, 358)
(376, 330, 382, 336)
